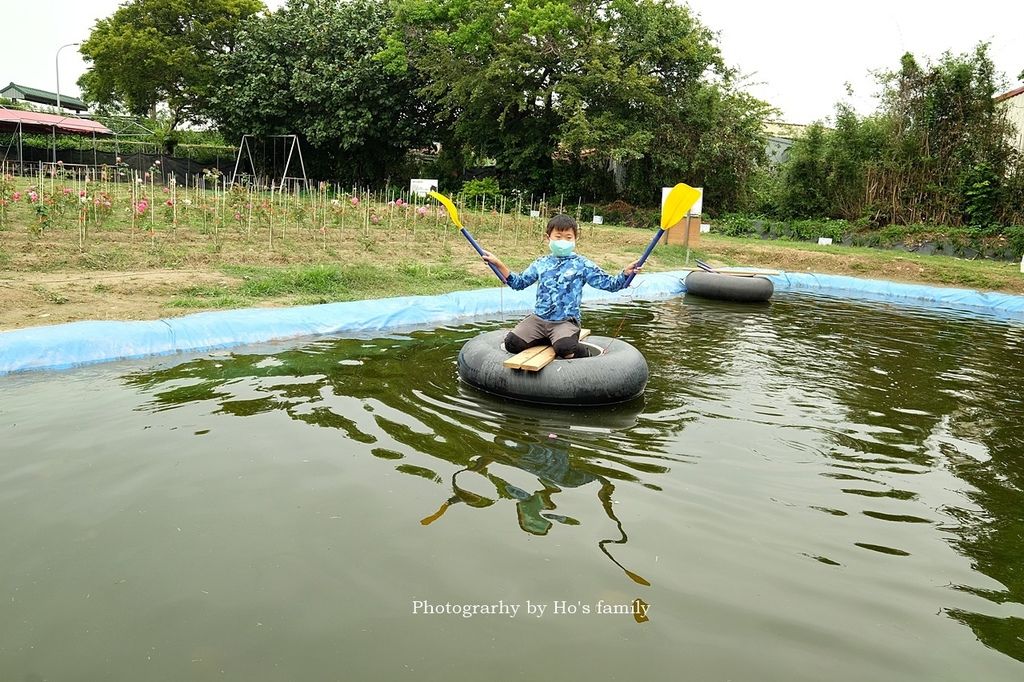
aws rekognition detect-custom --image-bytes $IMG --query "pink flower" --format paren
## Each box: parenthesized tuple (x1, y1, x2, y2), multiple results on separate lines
(370, 214, 381, 224)
(165, 199, 174, 207)
(135, 200, 149, 215)
(79, 190, 87, 197)
(349, 197, 359, 207)
(28, 191, 38, 203)
(234, 212, 242, 221)
(63, 187, 71, 195)
(395, 198, 405, 207)
(12, 191, 21, 201)
(416, 206, 428, 216)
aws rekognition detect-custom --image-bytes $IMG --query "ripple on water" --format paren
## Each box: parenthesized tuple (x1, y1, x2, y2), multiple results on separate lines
(1, 293, 1023, 678)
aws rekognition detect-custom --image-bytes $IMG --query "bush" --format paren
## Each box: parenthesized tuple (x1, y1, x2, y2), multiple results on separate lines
(460, 177, 502, 210)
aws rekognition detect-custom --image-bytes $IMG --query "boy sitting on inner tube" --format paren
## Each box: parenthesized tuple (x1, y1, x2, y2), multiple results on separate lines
(482, 214, 642, 359)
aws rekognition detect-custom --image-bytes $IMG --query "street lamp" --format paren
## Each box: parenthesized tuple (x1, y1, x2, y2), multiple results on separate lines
(55, 42, 80, 112)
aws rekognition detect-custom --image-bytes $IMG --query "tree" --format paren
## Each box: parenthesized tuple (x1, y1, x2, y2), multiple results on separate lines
(78, 0, 264, 130)
(208, 0, 431, 183)
(389, 0, 772, 207)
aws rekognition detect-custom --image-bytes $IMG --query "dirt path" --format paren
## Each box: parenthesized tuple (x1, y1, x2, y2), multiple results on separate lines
(0, 270, 245, 331)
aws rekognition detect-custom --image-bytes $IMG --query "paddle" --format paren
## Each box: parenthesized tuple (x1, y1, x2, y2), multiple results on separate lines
(623, 182, 702, 287)
(428, 190, 507, 284)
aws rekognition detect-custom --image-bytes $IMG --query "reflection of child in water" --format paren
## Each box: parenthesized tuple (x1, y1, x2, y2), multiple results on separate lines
(501, 442, 596, 534)
(420, 439, 650, 588)
(420, 443, 594, 534)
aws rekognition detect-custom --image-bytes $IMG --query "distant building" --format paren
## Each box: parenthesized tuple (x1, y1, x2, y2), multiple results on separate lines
(763, 121, 814, 164)
(995, 86, 1024, 153)
(1, 82, 88, 113)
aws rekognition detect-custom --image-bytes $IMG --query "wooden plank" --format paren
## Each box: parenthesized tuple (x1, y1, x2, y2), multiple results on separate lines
(518, 347, 557, 372)
(502, 345, 549, 369)
(504, 329, 591, 372)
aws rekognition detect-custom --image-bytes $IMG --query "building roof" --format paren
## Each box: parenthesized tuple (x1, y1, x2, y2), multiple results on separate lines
(995, 86, 1024, 104)
(763, 121, 822, 139)
(0, 107, 113, 136)
(1, 82, 88, 112)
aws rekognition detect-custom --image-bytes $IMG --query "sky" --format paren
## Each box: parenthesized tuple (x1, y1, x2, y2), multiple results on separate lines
(2, 0, 1021, 124)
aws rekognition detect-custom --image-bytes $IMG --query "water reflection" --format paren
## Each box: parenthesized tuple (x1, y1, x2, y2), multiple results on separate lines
(121, 295, 1024, 661)
(124, 327, 676, 598)
(419, 438, 650, 587)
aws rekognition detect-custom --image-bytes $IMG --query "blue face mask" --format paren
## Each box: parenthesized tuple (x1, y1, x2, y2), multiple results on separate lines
(549, 239, 576, 257)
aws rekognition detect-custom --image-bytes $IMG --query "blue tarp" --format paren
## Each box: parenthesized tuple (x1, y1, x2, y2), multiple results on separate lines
(0, 273, 686, 375)
(2, 270, 1023, 375)
(766, 272, 1024, 320)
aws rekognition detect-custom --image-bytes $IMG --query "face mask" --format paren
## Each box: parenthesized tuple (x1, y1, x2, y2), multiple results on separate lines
(549, 239, 576, 257)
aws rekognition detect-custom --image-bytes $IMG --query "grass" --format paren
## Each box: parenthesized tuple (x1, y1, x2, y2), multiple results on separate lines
(168, 262, 497, 309)
(696, 235, 1024, 292)
(2, 173, 1023, 330)
(31, 284, 69, 304)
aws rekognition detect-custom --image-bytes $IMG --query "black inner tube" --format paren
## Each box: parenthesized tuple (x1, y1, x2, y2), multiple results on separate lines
(684, 271, 773, 302)
(458, 331, 649, 407)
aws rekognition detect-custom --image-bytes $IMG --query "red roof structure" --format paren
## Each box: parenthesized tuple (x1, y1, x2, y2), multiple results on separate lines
(0, 107, 113, 136)
(995, 86, 1024, 104)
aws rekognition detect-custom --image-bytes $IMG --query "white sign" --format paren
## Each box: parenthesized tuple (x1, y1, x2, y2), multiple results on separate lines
(409, 178, 438, 197)
(818, 237, 833, 246)
(662, 185, 703, 220)
(529, 210, 541, 218)
(699, 223, 710, 233)
(592, 215, 604, 224)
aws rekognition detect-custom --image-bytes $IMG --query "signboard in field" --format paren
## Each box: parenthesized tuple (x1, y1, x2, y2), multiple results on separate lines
(410, 179, 439, 197)
(661, 186, 703, 224)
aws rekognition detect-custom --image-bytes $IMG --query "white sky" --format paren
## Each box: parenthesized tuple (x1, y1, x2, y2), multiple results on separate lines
(2, 0, 1021, 124)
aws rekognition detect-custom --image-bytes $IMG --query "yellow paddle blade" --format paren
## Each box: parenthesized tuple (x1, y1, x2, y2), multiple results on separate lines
(661, 183, 700, 230)
(427, 190, 463, 229)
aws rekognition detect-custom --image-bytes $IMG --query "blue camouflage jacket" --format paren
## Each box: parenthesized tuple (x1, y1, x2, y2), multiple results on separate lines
(506, 254, 628, 322)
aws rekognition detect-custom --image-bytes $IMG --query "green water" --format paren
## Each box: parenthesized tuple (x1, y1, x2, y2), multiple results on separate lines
(2, 293, 1023, 681)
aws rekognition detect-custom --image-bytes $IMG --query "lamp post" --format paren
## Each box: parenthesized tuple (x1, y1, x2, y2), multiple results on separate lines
(55, 42, 80, 112)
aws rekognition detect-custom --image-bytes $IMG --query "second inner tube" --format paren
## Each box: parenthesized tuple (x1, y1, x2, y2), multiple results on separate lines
(684, 271, 774, 302)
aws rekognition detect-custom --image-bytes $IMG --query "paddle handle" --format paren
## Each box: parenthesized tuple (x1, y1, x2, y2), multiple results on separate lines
(624, 228, 665, 287)
(461, 228, 506, 284)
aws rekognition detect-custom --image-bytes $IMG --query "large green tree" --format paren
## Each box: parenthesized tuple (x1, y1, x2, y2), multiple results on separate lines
(388, 0, 772, 207)
(775, 44, 1023, 227)
(78, 0, 264, 131)
(209, 0, 431, 182)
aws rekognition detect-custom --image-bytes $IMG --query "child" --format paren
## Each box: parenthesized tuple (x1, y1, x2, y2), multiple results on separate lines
(482, 214, 642, 359)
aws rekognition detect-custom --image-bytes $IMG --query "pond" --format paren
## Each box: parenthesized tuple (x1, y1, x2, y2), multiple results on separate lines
(1, 293, 1022, 680)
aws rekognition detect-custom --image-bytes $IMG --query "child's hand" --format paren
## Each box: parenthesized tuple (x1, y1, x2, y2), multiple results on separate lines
(623, 260, 643, 276)
(481, 251, 500, 265)
(481, 250, 512, 283)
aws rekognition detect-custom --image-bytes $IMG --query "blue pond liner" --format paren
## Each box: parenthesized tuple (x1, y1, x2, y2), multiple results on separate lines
(0, 273, 686, 375)
(2, 270, 1023, 375)
(767, 272, 1024, 320)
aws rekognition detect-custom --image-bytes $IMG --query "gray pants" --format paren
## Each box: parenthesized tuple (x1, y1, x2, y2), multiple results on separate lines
(504, 315, 581, 358)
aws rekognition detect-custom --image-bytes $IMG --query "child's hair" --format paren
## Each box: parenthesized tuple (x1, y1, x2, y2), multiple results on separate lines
(545, 214, 578, 237)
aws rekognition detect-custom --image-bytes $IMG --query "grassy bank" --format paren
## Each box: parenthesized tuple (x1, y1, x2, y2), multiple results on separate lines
(2, 173, 1023, 330)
